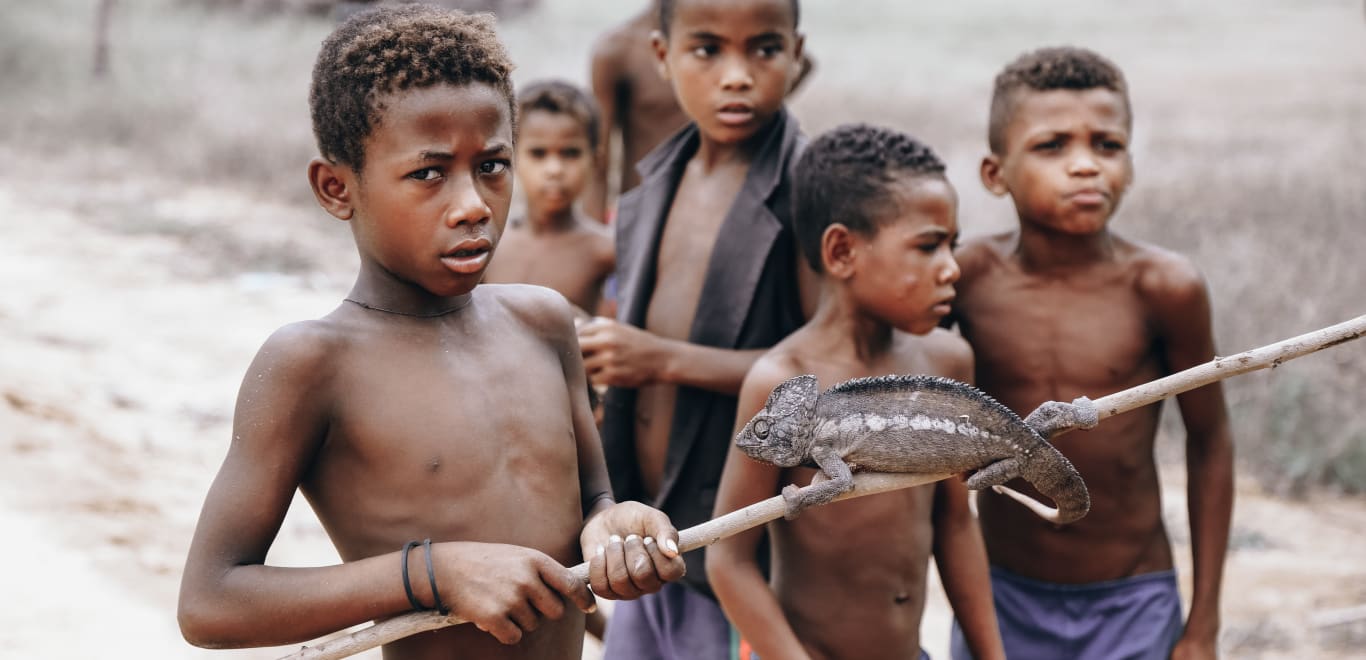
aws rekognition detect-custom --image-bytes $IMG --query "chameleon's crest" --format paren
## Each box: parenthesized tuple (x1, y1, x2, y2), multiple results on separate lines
(735, 375, 819, 467)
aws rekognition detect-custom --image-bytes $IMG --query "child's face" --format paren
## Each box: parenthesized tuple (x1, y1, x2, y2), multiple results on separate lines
(984, 88, 1133, 235)
(653, 0, 802, 145)
(846, 176, 961, 336)
(515, 109, 593, 217)
(348, 82, 514, 297)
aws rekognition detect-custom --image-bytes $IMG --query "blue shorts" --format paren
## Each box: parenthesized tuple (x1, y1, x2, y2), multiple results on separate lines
(603, 582, 733, 660)
(950, 566, 1182, 660)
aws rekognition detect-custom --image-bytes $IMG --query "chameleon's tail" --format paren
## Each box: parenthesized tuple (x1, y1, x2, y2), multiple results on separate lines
(997, 444, 1091, 524)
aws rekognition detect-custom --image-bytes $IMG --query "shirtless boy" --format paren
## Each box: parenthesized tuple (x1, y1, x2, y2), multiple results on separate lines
(576, 0, 817, 656)
(177, 8, 684, 659)
(584, 0, 813, 220)
(948, 47, 1234, 660)
(483, 79, 615, 317)
(707, 124, 1004, 660)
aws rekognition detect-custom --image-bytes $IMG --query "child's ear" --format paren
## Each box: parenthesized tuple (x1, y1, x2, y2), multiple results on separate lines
(650, 30, 671, 81)
(821, 223, 857, 279)
(979, 154, 1008, 197)
(308, 157, 354, 221)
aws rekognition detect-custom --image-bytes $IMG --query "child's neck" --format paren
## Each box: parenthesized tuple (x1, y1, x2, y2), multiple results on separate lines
(523, 205, 578, 234)
(692, 116, 775, 172)
(808, 285, 896, 363)
(345, 269, 471, 318)
(1014, 222, 1116, 273)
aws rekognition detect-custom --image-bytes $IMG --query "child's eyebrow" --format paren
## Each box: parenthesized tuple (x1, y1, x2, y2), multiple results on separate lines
(415, 142, 512, 162)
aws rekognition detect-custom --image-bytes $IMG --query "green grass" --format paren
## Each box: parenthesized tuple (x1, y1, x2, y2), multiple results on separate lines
(4, 0, 1364, 493)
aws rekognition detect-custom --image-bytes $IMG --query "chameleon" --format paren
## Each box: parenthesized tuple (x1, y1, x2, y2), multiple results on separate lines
(733, 374, 1099, 524)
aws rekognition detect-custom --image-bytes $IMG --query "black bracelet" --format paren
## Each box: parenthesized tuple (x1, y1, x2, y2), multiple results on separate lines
(422, 538, 450, 615)
(400, 540, 425, 612)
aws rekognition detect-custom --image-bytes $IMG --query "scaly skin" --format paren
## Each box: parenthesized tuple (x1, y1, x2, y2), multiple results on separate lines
(734, 374, 1095, 524)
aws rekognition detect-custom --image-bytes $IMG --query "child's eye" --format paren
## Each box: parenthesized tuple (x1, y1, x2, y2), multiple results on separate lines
(1096, 139, 1126, 153)
(528, 148, 548, 159)
(408, 167, 442, 181)
(479, 159, 510, 175)
(561, 148, 583, 159)
(1034, 139, 1064, 152)
(755, 44, 783, 58)
(691, 44, 718, 58)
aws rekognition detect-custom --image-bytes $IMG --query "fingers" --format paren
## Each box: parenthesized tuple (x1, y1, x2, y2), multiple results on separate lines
(539, 556, 596, 616)
(622, 533, 659, 595)
(643, 534, 687, 584)
(478, 616, 524, 646)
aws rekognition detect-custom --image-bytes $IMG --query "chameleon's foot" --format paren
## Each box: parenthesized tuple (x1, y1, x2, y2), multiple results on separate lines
(1023, 397, 1099, 438)
(965, 457, 1022, 490)
(781, 484, 805, 520)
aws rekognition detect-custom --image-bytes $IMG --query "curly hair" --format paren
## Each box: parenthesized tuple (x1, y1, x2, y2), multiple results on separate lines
(309, 4, 515, 171)
(659, 0, 799, 36)
(516, 79, 602, 150)
(987, 46, 1130, 154)
(793, 123, 947, 273)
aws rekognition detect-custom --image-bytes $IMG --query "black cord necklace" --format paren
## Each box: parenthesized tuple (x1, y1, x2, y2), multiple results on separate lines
(343, 297, 469, 318)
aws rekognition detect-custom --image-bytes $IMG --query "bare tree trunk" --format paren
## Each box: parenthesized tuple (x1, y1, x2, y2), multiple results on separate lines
(93, 0, 116, 79)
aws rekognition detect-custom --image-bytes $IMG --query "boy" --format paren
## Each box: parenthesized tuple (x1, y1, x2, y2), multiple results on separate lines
(707, 124, 1005, 660)
(948, 46, 1234, 660)
(576, 0, 819, 656)
(176, 7, 685, 659)
(483, 79, 615, 317)
(584, 0, 814, 220)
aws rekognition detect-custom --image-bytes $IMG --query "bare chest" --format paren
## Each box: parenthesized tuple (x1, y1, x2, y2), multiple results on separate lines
(488, 233, 602, 308)
(644, 171, 746, 339)
(962, 274, 1159, 401)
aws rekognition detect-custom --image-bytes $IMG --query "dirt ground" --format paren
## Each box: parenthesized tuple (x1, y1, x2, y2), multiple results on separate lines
(1, 151, 1363, 659)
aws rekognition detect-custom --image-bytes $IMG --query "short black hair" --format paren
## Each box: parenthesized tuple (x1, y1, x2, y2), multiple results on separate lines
(658, 0, 800, 36)
(793, 123, 947, 273)
(516, 79, 602, 150)
(988, 46, 1130, 154)
(309, 4, 515, 171)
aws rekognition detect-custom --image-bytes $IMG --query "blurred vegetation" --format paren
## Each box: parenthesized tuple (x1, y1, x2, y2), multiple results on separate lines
(1, 0, 1363, 493)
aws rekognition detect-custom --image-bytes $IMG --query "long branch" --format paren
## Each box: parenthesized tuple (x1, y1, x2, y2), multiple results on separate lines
(279, 471, 950, 660)
(1054, 314, 1366, 435)
(281, 314, 1365, 659)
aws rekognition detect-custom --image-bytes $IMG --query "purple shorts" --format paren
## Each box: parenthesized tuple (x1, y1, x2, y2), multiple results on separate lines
(950, 566, 1182, 660)
(603, 582, 733, 660)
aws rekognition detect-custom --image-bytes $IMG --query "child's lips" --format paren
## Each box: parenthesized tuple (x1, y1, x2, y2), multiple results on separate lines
(1067, 189, 1109, 206)
(441, 239, 492, 274)
(716, 103, 755, 126)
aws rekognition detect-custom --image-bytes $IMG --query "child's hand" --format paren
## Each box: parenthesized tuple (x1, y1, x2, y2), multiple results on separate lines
(577, 317, 666, 388)
(432, 541, 596, 645)
(581, 501, 687, 599)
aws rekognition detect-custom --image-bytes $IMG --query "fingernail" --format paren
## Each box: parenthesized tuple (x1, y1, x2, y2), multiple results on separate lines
(596, 545, 605, 557)
(635, 557, 647, 571)
(587, 603, 597, 613)
(643, 536, 655, 546)
(625, 534, 640, 543)
(609, 534, 622, 544)
(665, 538, 678, 554)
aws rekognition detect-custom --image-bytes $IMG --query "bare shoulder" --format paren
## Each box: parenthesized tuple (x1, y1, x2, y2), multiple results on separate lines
(955, 231, 1016, 284)
(741, 347, 807, 403)
(480, 282, 577, 342)
(254, 316, 349, 381)
(589, 14, 645, 71)
(1123, 238, 1210, 312)
(916, 328, 975, 382)
(578, 218, 616, 272)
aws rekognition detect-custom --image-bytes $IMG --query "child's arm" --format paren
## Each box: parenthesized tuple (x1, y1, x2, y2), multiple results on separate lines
(178, 324, 596, 648)
(578, 316, 765, 395)
(584, 36, 623, 221)
(932, 477, 1005, 660)
(546, 292, 687, 597)
(707, 362, 815, 660)
(1145, 262, 1234, 659)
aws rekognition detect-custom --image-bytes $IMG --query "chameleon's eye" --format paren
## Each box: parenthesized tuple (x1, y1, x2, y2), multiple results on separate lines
(753, 418, 770, 439)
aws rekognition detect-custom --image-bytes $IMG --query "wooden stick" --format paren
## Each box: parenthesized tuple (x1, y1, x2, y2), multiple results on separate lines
(1052, 314, 1366, 436)
(279, 471, 951, 660)
(282, 314, 1366, 659)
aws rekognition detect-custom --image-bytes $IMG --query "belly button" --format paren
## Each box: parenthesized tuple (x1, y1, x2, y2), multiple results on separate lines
(893, 591, 911, 605)
(428, 459, 441, 473)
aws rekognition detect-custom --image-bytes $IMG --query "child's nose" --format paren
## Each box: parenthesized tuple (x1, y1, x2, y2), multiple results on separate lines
(444, 174, 492, 227)
(1067, 149, 1101, 177)
(719, 55, 754, 90)
(939, 253, 961, 285)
